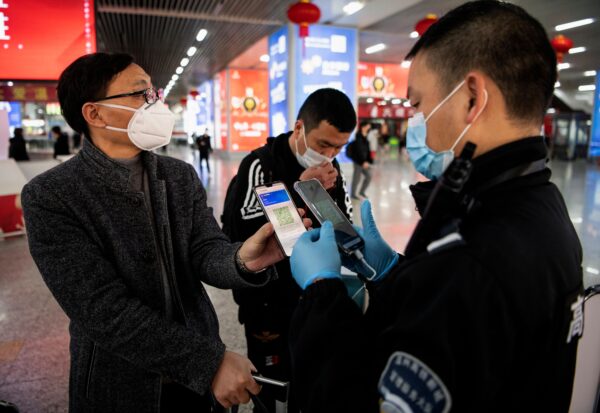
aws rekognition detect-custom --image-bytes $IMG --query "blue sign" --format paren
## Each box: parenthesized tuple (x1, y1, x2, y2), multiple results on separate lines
(0, 102, 21, 128)
(196, 80, 213, 133)
(259, 189, 290, 206)
(590, 73, 600, 157)
(293, 24, 357, 120)
(268, 26, 289, 136)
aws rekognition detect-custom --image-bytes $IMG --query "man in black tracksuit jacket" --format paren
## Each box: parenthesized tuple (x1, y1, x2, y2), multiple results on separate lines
(225, 88, 356, 412)
(287, 3, 584, 412)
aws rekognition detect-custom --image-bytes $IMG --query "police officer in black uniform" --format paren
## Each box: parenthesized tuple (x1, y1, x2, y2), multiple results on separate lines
(287, 2, 584, 412)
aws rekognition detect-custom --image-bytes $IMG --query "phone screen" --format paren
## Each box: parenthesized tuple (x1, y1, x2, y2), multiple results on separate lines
(294, 179, 363, 254)
(254, 183, 306, 257)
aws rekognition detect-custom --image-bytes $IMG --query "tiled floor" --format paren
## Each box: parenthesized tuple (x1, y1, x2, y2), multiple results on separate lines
(1, 145, 599, 412)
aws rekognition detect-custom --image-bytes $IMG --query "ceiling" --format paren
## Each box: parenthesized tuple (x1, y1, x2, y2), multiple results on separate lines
(95, 0, 600, 112)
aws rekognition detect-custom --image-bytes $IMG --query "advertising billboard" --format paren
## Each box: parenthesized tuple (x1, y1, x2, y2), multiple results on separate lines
(590, 73, 600, 158)
(293, 24, 357, 117)
(268, 26, 289, 137)
(358, 62, 409, 99)
(0, 0, 96, 80)
(229, 69, 269, 152)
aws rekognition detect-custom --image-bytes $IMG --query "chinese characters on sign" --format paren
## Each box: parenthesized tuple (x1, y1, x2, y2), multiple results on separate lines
(0, 0, 10, 41)
(0, 85, 57, 102)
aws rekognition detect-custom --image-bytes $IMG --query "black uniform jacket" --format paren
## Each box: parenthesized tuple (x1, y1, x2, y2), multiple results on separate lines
(289, 137, 583, 413)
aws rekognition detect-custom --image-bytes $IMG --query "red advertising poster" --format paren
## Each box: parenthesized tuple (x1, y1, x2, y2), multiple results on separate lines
(229, 69, 269, 152)
(0, 194, 23, 235)
(0, 0, 96, 80)
(0, 84, 58, 102)
(217, 70, 228, 150)
(358, 102, 415, 119)
(358, 62, 409, 99)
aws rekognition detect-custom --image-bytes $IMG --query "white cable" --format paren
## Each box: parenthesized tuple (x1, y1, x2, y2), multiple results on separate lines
(352, 249, 377, 281)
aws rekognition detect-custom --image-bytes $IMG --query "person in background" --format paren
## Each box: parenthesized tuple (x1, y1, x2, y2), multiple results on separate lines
(196, 128, 213, 174)
(379, 122, 391, 158)
(72, 132, 82, 150)
(51, 125, 70, 158)
(8, 127, 29, 161)
(287, 2, 583, 412)
(350, 121, 373, 200)
(224, 88, 356, 413)
(366, 122, 379, 161)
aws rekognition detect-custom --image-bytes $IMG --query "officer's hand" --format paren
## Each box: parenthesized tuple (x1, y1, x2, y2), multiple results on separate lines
(342, 200, 398, 282)
(299, 161, 338, 190)
(211, 351, 260, 408)
(291, 221, 342, 289)
(239, 209, 312, 272)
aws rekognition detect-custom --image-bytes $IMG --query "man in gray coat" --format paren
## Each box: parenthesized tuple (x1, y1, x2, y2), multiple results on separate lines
(21, 53, 305, 412)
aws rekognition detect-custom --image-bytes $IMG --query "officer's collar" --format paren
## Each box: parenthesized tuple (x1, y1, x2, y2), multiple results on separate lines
(410, 136, 548, 215)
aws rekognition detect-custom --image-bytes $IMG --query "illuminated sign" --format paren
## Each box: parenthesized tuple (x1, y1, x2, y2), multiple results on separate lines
(358, 62, 409, 99)
(268, 26, 288, 136)
(229, 69, 269, 152)
(590, 73, 600, 157)
(0, 0, 96, 80)
(293, 24, 357, 116)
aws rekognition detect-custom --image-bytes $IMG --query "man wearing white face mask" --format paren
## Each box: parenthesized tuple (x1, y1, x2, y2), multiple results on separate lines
(224, 88, 356, 412)
(285, 2, 583, 412)
(20, 53, 312, 412)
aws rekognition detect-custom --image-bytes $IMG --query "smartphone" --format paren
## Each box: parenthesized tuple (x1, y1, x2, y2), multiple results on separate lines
(294, 179, 364, 255)
(254, 182, 306, 257)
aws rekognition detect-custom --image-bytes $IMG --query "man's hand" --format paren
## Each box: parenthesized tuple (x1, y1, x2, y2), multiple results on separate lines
(238, 209, 312, 272)
(211, 351, 260, 408)
(362, 162, 370, 170)
(299, 161, 338, 189)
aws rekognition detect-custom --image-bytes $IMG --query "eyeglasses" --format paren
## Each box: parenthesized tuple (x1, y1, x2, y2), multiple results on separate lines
(95, 87, 162, 105)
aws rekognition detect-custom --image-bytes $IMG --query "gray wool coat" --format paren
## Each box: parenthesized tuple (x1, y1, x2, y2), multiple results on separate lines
(21, 139, 274, 412)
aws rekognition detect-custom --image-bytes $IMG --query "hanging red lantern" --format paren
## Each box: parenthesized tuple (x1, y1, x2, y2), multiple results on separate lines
(550, 34, 573, 63)
(189, 90, 200, 99)
(287, 0, 321, 38)
(180, 98, 188, 106)
(414, 14, 438, 36)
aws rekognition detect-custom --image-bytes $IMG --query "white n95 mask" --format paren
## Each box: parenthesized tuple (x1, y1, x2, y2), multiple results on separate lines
(97, 101, 175, 151)
(295, 126, 334, 168)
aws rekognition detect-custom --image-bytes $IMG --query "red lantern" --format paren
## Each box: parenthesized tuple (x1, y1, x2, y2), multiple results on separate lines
(189, 90, 199, 99)
(287, 0, 321, 38)
(550, 34, 573, 63)
(415, 14, 438, 36)
(180, 98, 188, 106)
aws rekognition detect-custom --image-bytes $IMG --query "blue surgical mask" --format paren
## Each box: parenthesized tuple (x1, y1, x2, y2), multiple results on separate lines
(406, 80, 488, 180)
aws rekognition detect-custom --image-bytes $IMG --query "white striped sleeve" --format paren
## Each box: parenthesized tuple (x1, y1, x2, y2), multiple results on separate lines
(340, 170, 354, 222)
(240, 158, 265, 220)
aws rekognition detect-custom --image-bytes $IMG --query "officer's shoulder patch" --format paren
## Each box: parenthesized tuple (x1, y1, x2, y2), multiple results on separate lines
(378, 351, 451, 413)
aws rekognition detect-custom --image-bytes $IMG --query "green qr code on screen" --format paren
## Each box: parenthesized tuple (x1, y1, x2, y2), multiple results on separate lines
(273, 206, 295, 226)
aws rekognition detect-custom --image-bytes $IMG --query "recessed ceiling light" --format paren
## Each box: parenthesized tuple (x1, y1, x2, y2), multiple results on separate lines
(7, 81, 13, 86)
(554, 81, 561, 88)
(259, 54, 270, 63)
(175, 66, 184, 74)
(366, 97, 374, 103)
(365, 43, 386, 54)
(410, 31, 419, 39)
(584, 70, 597, 77)
(343, 1, 364, 16)
(578, 84, 596, 92)
(196, 29, 208, 42)
(557, 62, 571, 71)
(172, 74, 179, 81)
(403, 100, 412, 107)
(187, 46, 197, 57)
(555, 18, 595, 31)
(180, 57, 189, 67)
(569, 46, 586, 54)
(391, 99, 402, 104)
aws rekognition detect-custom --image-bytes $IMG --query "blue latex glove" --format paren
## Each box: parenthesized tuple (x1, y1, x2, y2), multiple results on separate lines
(291, 221, 342, 290)
(342, 200, 399, 282)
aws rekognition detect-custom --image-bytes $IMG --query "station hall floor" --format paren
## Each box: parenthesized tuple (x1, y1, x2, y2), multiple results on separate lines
(1, 145, 599, 412)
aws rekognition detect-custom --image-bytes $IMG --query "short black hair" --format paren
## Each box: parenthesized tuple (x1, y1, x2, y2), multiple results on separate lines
(297, 88, 357, 134)
(57, 52, 135, 138)
(406, 1, 556, 124)
(14, 127, 23, 137)
(51, 126, 62, 135)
